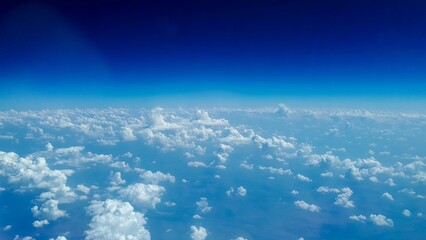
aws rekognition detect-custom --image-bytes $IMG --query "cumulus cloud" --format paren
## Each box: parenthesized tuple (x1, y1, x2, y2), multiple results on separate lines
(49, 236, 67, 240)
(226, 186, 247, 197)
(187, 161, 207, 168)
(121, 127, 137, 141)
(3, 225, 12, 231)
(258, 166, 292, 175)
(402, 209, 411, 217)
(296, 174, 312, 182)
(294, 200, 320, 212)
(110, 172, 126, 186)
(369, 214, 394, 227)
(32, 199, 67, 220)
(118, 183, 165, 209)
(85, 199, 150, 240)
(381, 192, 394, 201)
(140, 170, 175, 184)
(317, 186, 340, 193)
(334, 187, 355, 208)
(32, 220, 49, 228)
(237, 186, 247, 196)
(190, 226, 208, 240)
(320, 172, 333, 177)
(350, 214, 367, 222)
(385, 178, 396, 187)
(77, 184, 90, 195)
(196, 197, 212, 213)
(0, 152, 76, 203)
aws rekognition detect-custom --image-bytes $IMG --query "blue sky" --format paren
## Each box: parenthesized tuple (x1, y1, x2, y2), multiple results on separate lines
(0, 0, 425, 108)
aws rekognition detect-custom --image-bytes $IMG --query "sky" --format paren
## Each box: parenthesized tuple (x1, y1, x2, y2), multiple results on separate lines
(0, 0, 425, 108)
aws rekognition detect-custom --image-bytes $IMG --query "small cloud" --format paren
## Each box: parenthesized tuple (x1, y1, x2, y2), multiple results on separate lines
(402, 209, 411, 217)
(381, 192, 394, 201)
(385, 178, 396, 187)
(350, 214, 367, 223)
(3, 225, 12, 231)
(294, 200, 320, 212)
(320, 172, 333, 177)
(237, 186, 247, 196)
(196, 197, 212, 213)
(187, 161, 207, 168)
(291, 190, 299, 195)
(334, 187, 355, 208)
(32, 220, 49, 228)
(190, 226, 208, 240)
(296, 174, 312, 182)
(369, 214, 394, 227)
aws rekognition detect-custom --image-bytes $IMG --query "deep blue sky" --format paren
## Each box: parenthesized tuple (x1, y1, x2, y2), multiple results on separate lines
(0, 0, 426, 105)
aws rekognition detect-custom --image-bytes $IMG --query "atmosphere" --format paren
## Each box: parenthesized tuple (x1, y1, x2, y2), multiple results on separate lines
(1, 0, 426, 104)
(1, 1, 426, 240)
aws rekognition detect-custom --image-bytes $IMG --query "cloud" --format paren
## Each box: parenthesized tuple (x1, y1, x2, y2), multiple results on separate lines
(369, 214, 394, 227)
(237, 186, 247, 196)
(31, 199, 67, 221)
(121, 127, 137, 141)
(85, 199, 150, 240)
(320, 172, 333, 177)
(0, 151, 76, 203)
(402, 209, 411, 217)
(317, 186, 340, 193)
(187, 161, 207, 168)
(77, 184, 90, 195)
(109, 172, 126, 186)
(140, 170, 175, 184)
(49, 236, 67, 240)
(350, 214, 367, 222)
(196, 197, 212, 213)
(118, 183, 165, 209)
(381, 192, 394, 201)
(296, 174, 312, 182)
(385, 178, 396, 186)
(226, 186, 247, 197)
(258, 166, 292, 175)
(32, 219, 49, 228)
(3, 225, 12, 231)
(334, 187, 355, 208)
(294, 200, 320, 212)
(190, 226, 208, 240)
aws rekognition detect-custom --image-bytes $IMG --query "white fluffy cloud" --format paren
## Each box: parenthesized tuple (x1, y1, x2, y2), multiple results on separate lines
(381, 192, 394, 201)
(350, 214, 367, 222)
(402, 209, 411, 217)
(187, 161, 207, 168)
(196, 197, 212, 213)
(140, 170, 175, 184)
(0, 152, 76, 203)
(85, 199, 150, 240)
(118, 183, 165, 209)
(32, 220, 49, 228)
(334, 187, 355, 208)
(296, 174, 312, 182)
(190, 226, 208, 240)
(369, 214, 394, 227)
(317, 186, 340, 193)
(294, 200, 320, 212)
(31, 199, 67, 220)
(237, 186, 247, 196)
(121, 126, 137, 141)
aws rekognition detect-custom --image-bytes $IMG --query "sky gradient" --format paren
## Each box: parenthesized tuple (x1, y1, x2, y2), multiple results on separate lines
(0, 0, 426, 107)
